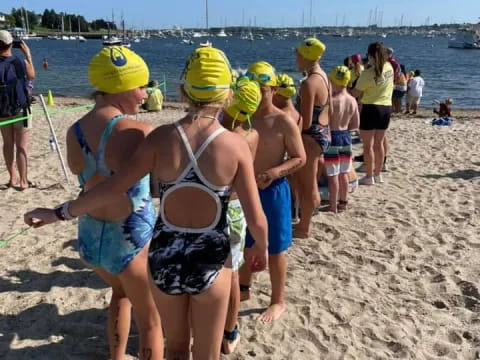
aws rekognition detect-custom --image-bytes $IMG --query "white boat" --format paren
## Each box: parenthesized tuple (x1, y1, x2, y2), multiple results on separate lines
(103, 36, 122, 46)
(217, 29, 227, 37)
(181, 38, 194, 45)
(200, 40, 212, 47)
(78, 35, 87, 42)
(448, 29, 480, 49)
(61, 35, 70, 40)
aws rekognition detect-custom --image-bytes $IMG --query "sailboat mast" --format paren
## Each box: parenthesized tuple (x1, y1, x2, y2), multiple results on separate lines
(25, 8, 30, 34)
(205, 0, 209, 31)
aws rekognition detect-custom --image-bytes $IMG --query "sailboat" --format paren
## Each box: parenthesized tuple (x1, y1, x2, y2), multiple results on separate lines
(60, 15, 70, 40)
(68, 16, 76, 40)
(120, 16, 131, 48)
(78, 18, 86, 42)
(103, 11, 122, 46)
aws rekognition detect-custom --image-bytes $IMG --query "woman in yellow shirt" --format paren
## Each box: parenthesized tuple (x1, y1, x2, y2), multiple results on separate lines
(352, 42, 394, 185)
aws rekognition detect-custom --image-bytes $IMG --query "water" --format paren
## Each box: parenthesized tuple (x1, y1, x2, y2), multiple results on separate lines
(19, 35, 480, 108)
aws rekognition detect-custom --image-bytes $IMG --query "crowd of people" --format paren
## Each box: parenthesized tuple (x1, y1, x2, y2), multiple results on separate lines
(0, 26, 428, 359)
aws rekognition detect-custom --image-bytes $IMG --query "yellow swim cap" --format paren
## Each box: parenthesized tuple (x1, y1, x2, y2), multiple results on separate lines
(297, 38, 326, 61)
(246, 61, 277, 86)
(225, 77, 261, 124)
(329, 65, 351, 88)
(276, 73, 296, 98)
(88, 46, 149, 94)
(183, 46, 233, 103)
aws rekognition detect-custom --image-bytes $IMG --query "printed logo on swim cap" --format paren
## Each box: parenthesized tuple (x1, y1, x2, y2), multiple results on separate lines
(109, 47, 127, 67)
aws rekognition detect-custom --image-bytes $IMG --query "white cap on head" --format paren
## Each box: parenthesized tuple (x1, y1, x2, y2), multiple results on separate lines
(0, 30, 13, 45)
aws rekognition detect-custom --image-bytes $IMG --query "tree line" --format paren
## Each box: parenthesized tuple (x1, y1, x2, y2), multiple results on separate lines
(6, 8, 117, 32)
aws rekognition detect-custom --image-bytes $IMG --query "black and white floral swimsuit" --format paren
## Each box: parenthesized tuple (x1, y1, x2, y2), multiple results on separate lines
(148, 121, 232, 295)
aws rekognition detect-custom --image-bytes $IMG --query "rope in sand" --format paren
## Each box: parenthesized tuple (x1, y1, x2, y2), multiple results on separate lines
(0, 226, 31, 248)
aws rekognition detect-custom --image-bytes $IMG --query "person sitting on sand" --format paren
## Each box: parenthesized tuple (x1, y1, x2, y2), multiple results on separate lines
(239, 61, 306, 323)
(434, 98, 453, 117)
(220, 77, 261, 354)
(293, 37, 331, 238)
(31, 46, 163, 359)
(25, 46, 269, 360)
(324, 66, 359, 212)
(143, 80, 163, 112)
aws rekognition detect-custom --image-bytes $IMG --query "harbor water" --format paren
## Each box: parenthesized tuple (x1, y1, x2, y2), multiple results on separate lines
(20, 35, 480, 108)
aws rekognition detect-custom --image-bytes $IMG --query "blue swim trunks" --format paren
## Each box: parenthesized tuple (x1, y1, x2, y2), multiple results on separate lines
(245, 177, 292, 255)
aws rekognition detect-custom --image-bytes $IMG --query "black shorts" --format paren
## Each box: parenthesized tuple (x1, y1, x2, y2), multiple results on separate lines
(360, 104, 392, 131)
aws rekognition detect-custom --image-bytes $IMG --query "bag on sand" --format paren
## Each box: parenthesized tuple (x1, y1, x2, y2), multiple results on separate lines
(0, 56, 29, 118)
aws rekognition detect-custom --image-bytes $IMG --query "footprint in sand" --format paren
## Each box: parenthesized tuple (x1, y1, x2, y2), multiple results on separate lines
(447, 330, 463, 345)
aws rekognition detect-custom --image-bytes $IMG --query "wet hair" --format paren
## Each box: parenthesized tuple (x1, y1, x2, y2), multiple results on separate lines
(343, 57, 350, 67)
(0, 40, 12, 52)
(367, 42, 388, 80)
(400, 64, 406, 75)
(414, 70, 421, 76)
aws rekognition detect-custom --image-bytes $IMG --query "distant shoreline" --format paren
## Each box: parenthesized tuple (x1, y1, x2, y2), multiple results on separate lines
(32, 95, 479, 113)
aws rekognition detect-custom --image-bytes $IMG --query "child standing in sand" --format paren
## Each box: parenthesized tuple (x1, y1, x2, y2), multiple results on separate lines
(221, 77, 262, 354)
(26, 46, 163, 359)
(324, 66, 359, 212)
(239, 61, 306, 323)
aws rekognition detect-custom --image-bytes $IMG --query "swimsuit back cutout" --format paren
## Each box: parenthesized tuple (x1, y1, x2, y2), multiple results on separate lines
(158, 121, 231, 234)
(308, 71, 331, 125)
(73, 114, 125, 186)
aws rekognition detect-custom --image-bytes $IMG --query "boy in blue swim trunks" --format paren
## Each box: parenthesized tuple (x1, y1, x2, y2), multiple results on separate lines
(239, 61, 306, 323)
(324, 66, 359, 212)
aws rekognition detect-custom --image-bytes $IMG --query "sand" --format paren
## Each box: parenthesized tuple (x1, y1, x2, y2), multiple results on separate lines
(0, 98, 479, 359)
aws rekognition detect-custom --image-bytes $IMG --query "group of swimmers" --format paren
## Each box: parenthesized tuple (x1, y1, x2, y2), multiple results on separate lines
(23, 37, 396, 359)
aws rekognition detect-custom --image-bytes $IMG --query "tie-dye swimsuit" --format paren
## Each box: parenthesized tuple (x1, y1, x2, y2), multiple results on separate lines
(149, 121, 232, 295)
(73, 115, 155, 274)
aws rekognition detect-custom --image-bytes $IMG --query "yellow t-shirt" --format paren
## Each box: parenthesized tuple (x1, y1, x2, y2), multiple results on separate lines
(355, 62, 394, 106)
(146, 88, 163, 111)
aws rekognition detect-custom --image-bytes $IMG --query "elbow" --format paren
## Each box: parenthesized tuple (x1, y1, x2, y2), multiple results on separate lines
(298, 152, 307, 168)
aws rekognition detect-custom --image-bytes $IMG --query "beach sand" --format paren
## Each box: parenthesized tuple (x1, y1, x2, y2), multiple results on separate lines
(1, 98, 479, 359)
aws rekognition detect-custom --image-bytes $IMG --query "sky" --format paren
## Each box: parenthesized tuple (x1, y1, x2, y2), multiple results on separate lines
(1, 0, 480, 29)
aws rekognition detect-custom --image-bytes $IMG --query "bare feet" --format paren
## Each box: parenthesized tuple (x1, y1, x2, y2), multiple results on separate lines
(257, 303, 286, 323)
(17, 180, 37, 191)
(221, 333, 240, 354)
(293, 227, 309, 239)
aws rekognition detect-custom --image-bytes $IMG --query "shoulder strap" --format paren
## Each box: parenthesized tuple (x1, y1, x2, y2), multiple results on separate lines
(194, 127, 225, 160)
(73, 122, 91, 154)
(175, 121, 198, 167)
(97, 115, 125, 157)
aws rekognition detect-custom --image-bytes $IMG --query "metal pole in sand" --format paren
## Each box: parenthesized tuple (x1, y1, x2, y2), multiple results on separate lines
(39, 94, 70, 183)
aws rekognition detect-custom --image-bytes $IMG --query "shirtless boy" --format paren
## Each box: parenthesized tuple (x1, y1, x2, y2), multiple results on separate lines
(239, 61, 306, 322)
(273, 73, 303, 223)
(221, 77, 261, 354)
(324, 66, 359, 212)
